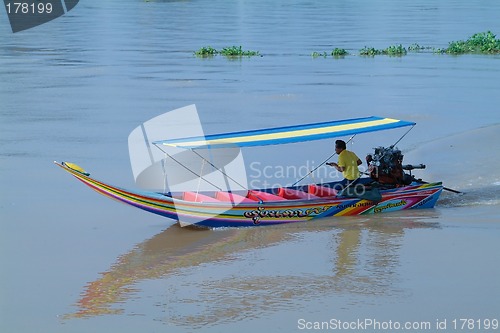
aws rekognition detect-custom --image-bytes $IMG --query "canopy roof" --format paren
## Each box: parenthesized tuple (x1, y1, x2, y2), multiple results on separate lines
(155, 116, 415, 149)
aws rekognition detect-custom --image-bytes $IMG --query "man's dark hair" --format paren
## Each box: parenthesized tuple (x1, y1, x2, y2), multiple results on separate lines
(335, 140, 346, 150)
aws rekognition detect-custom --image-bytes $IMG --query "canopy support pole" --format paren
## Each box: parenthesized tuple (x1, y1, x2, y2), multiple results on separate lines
(195, 159, 206, 200)
(153, 144, 223, 191)
(191, 149, 249, 191)
(162, 152, 168, 195)
(391, 124, 415, 148)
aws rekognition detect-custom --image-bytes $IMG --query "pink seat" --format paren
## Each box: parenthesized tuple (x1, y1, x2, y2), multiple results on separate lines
(216, 191, 257, 203)
(308, 184, 337, 197)
(182, 191, 220, 203)
(278, 187, 319, 200)
(247, 190, 287, 201)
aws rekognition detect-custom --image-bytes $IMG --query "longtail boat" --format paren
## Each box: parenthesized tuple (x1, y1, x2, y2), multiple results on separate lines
(55, 114, 443, 228)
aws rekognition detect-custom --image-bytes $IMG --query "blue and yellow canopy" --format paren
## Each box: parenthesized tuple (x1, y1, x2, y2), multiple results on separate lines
(155, 116, 415, 149)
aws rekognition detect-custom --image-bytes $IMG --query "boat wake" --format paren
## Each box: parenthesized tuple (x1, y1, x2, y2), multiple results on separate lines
(437, 184, 500, 208)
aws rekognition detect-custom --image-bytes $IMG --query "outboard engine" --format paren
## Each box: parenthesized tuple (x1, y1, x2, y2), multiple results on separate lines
(366, 146, 419, 186)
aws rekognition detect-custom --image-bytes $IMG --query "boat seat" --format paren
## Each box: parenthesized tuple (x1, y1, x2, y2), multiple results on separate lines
(247, 190, 287, 201)
(216, 191, 258, 203)
(308, 184, 338, 197)
(182, 191, 221, 203)
(278, 187, 319, 200)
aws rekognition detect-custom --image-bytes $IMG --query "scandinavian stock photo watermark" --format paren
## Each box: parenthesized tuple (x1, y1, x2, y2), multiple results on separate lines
(248, 160, 370, 190)
(3, 0, 79, 33)
(297, 317, 499, 331)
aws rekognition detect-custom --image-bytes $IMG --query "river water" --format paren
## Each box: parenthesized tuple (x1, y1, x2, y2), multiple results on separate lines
(1, 1, 499, 332)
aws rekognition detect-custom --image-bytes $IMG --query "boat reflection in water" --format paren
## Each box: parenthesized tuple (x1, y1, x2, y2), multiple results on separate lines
(65, 211, 440, 325)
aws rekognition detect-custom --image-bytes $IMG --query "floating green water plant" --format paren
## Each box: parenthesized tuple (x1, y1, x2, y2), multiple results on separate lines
(443, 31, 500, 54)
(331, 48, 348, 57)
(359, 46, 381, 56)
(408, 43, 433, 52)
(311, 51, 327, 58)
(196, 31, 499, 59)
(311, 49, 348, 58)
(194, 45, 260, 58)
(219, 46, 260, 57)
(195, 46, 218, 57)
(382, 44, 407, 56)
(360, 44, 407, 56)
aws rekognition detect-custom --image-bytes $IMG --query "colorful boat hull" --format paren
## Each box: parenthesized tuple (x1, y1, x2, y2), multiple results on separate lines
(55, 162, 443, 228)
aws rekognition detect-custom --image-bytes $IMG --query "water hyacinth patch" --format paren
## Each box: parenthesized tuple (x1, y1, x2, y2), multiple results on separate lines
(408, 43, 433, 52)
(194, 45, 260, 58)
(219, 46, 260, 57)
(443, 31, 500, 54)
(311, 51, 328, 58)
(331, 48, 349, 57)
(382, 44, 407, 56)
(359, 45, 407, 56)
(311, 49, 348, 58)
(359, 46, 381, 56)
(194, 46, 218, 57)
(197, 32, 499, 59)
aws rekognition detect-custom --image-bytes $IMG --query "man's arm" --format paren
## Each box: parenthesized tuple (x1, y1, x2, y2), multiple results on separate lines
(327, 162, 344, 172)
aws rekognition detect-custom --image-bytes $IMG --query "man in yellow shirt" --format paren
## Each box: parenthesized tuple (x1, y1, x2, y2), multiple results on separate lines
(327, 140, 362, 185)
